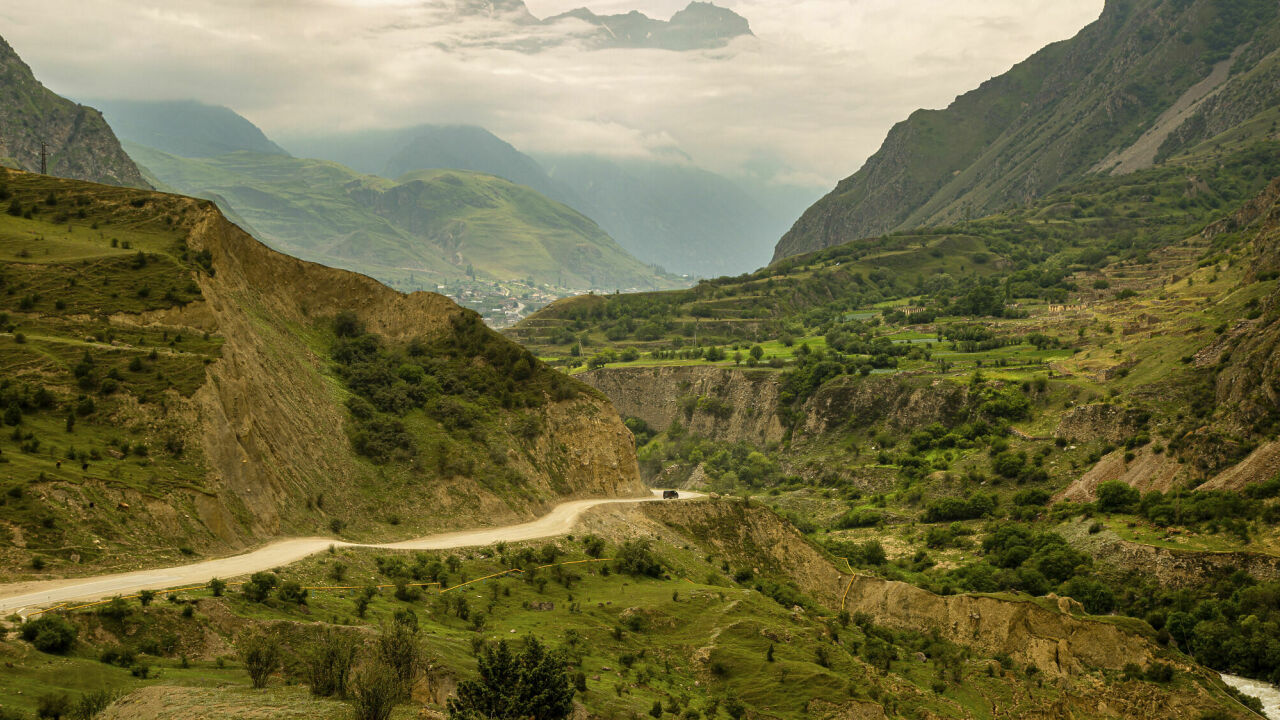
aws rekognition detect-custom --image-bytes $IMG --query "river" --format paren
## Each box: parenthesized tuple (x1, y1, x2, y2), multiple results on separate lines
(1222, 674, 1280, 719)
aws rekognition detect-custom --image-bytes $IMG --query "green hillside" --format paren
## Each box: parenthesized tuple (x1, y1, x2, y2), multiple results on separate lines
(125, 144, 676, 295)
(775, 0, 1280, 260)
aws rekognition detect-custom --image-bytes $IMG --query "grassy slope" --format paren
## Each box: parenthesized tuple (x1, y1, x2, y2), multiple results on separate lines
(124, 144, 673, 293)
(0, 504, 1253, 719)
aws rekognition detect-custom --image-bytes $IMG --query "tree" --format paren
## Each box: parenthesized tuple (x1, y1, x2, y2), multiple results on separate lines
(243, 572, 279, 602)
(447, 637, 574, 720)
(614, 539, 663, 578)
(1096, 481, 1140, 513)
(138, 589, 155, 607)
(238, 630, 282, 689)
(209, 577, 227, 597)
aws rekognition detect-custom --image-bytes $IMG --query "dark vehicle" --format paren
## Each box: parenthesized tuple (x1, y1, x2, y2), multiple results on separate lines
(662, 490, 679, 500)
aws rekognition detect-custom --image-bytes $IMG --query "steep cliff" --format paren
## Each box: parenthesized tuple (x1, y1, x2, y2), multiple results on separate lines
(774, 0, 1280, 261)
(579, 366, 786, 445)
(0, 36, 148, 189)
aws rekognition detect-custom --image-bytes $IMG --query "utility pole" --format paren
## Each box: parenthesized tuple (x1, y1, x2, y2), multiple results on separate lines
(39, 142, 47, 175)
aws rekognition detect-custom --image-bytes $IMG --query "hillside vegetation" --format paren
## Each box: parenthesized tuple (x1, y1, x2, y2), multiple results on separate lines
(0, 167, 642, 579)
(511, 109, 1280, 691)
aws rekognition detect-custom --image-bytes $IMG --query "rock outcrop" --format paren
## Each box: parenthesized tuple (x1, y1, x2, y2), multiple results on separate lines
(580, 366, 786, 445)
(800, 375, 969, 437)
(0, 35, 148, 189)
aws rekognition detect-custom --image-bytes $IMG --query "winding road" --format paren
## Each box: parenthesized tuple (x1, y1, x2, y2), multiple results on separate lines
(0, 490, 699, 617)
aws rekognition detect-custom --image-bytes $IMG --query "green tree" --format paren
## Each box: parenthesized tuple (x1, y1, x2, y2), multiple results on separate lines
(614, 539, 663, 578)
(447, 637, 574, 720)
(1096, 481, 1140, 513)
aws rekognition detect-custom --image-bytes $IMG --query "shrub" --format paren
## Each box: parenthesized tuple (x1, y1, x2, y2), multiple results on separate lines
(1096, 481, 1140, 513)
(20, 615, 77, 654)
(238, 630, 282, 689)
(349, 661, 401, 720)
(614, 539, 663, 578)
(375, 623, 424, 700)
(242, 572, 279, 602)
(36, 693, 70, 720)
(278, 581, 309, 605)
(70, 688, 118, 719)
(306, 629, 359, 699)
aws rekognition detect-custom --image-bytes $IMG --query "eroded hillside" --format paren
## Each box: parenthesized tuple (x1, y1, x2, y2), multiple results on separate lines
(0, 168, 642, 578)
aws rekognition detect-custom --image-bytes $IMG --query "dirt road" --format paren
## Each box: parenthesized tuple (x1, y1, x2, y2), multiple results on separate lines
(0, 490, 699, 616)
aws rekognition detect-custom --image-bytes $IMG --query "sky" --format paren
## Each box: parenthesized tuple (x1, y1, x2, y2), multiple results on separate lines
(1, 0, 1104, 189)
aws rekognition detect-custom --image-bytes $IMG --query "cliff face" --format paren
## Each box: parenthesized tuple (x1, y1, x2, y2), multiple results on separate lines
(773, 0, 1280, 261)
(579, 366, 786, 446)
(182, 201, 645, 543)
(1060, 518, 1280, 587)
(799, 375, 969, 437)
(0, 36, 148, 189)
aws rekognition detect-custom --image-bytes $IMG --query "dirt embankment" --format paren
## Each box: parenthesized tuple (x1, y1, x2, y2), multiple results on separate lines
(799, 375, 969, 437)
(580, 366, 786, 445)
(1059, 518, 1280, 586)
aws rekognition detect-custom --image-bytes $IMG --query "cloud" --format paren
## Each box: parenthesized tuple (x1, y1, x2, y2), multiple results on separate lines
(0, 0, 1104, 187)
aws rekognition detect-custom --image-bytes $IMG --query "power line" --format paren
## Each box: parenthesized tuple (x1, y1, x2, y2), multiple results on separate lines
(39, 141, 47, 175)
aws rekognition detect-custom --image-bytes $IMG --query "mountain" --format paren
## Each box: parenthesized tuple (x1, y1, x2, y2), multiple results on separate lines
(87, 98, 289, 158)
(288, 125, 818, 277)
(125, 143, 672, 292)
(546, 1, 753, 51)
(283, 125, 576, 207)
(539, 154, 815, 277)
(0, 166, 642, 568)
(775, 0, 1280, 261)
(0, 36, 147, 189)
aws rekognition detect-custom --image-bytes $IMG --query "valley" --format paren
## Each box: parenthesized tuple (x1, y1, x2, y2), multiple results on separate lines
(2, 0, 1280, 718)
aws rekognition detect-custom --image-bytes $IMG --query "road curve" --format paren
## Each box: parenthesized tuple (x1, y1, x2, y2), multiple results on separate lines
(0, 490, 700, 616)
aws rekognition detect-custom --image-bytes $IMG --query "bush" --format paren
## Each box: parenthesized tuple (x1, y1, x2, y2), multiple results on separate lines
(238, 630, 282, 689)
(306, 629, 359, 699)
(20, 615, 77, 654)
(1096, 481, 1140, 513)
(70, 688, 118, 719)
(375, 623, 424, 700)
(614, 539, 663, 578)
(278, 581, 309, 605)
(36, 693, 70, 720)
(349, 661, 402, 720)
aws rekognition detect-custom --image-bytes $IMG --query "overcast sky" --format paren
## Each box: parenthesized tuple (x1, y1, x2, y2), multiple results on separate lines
(1, 0, 1103, 188)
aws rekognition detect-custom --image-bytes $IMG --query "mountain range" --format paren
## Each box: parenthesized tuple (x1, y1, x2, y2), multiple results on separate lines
(283, 119, 817, 278)
(774, 0, 1280, 261)
(450, 0, 752, 51)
